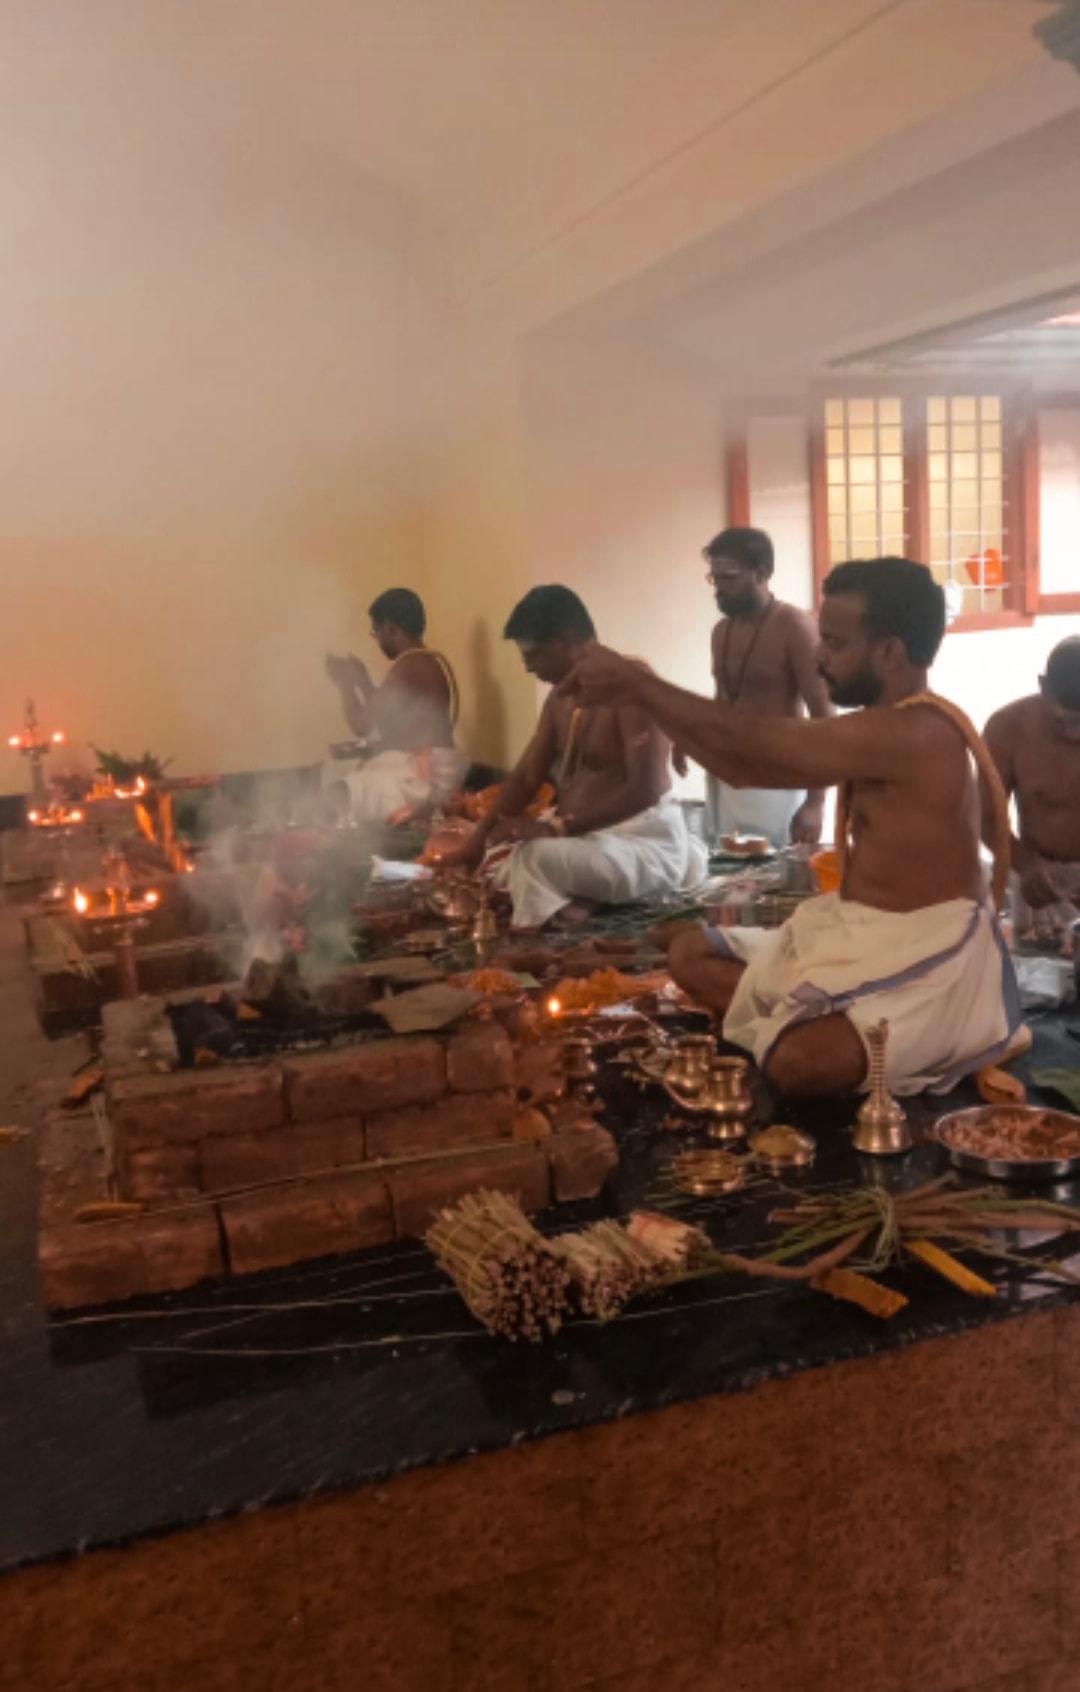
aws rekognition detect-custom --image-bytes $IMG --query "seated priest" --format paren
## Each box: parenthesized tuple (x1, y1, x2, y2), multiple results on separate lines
(436, 585, 707, 930)
(983, 636, 1080, 950)
(323, 588, 466, 825)
(562, 558, 1021, 1099)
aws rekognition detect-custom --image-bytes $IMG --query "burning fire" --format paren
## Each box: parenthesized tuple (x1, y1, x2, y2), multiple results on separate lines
(546, 996, 563, 1018)
(28, 809, 39, 823)
(7, 735, 19, 749)
(73, 888, 90, 914)
(144, 889, 160, 907)
(51, 731, 65, 745)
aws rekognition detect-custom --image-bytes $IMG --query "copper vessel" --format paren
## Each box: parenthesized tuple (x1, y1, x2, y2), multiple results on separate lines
(852, 1020, 912, 1157)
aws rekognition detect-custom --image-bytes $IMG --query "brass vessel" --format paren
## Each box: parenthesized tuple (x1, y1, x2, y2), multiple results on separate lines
(700, 1057, 754, 1141)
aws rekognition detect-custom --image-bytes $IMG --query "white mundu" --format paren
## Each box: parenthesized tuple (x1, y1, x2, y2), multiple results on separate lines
(706, 892, 1021, 1096)
(493, 795, 707, 930)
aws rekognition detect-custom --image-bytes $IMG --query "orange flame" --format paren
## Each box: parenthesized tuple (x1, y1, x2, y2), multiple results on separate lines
(144, 890, 160, 907)
(69, 808, 84, 824)
(7, 735, 20, 748)
(51, 731, 65, 745)
(546, 996, 563, 1018)
(73, 888, 90, 914)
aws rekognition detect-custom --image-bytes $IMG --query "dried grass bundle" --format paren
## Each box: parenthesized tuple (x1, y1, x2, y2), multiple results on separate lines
(426, 1190, 570, 1342)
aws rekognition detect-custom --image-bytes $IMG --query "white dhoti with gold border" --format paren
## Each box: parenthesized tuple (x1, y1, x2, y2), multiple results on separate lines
(706, 892, 1021, 1095)
(494, 797, 708, 930)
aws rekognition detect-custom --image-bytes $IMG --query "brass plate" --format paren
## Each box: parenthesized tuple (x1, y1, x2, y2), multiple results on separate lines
(671, 1149, 745, 1197)
(748, 1125, 817, 1171)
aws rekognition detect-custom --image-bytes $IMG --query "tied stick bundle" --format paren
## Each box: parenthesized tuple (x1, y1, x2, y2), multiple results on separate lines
(426, 1190, 571, 1342)
(550, 1220, 665, 1320)
(551, 1213, 712, 1321)
(726, 1176, 1080, 1312)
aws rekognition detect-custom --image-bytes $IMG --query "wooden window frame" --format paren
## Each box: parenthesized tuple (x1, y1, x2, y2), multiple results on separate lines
(1030, 392, 1080, 616)
(809, 383, 1040, 633)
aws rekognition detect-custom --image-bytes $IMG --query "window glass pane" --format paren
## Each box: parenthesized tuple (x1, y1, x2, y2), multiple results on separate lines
(880, 456, 903, 484)
(952, 425, 977, 452)
(878, 398, 902, 425)
(879, 427, 902, 455)
(850, 484, 877, 513)
(952, 454, 977, 479)
(827, 428, 846, 455)
(883, 524, 906, 553)
(927, 398, 946, 424)
(981, 423, 1001, 451)
(928, 425, 947, 452)
(981, 451, 1002, 481)
(851, 514, 878, 541)
(848, 399, 875, 426)
(827, 458, 846, 486)
(929, 484, 948, 511)
(825, 400, 845, 428)
(950, 397, 977, 422)
(849, 456, 876, 485)
(981, 396, 1001, 421)
(849, 427, 876, 455)
(827, 485, 848, 514)
(929, 454, 948, 481)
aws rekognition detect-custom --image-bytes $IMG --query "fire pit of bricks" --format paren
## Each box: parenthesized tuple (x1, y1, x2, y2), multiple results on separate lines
(38, 986, 619, 1311)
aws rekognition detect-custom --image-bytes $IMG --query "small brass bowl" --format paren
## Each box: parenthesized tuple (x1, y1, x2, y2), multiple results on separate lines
(748, 1125, 816, 1172)
(671, 1149, 745, 1197)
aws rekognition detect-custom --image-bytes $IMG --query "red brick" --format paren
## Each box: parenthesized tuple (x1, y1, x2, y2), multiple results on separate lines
(199, 1129, 301, 1193)
(446, 1023, 515, 1093)
(367, 1089, 515, 1160)
(39, 1221, 145, 1309)
(283, 1037, 445, 1124)
(120, 1143, 201, 1202)
(547, 1123, 618, 1200)
(110, 1064, 285, 1148)
(221, 1171, 394, 1275)
(39, 1208, 223, 1309)
(295, 1116, 368, 1176)
(132, 1210, 225, 1296)
(388, 1143, 551, 1239)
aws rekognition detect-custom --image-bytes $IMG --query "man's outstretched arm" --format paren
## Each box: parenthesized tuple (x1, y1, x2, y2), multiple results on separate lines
(561, 648, 922, 791)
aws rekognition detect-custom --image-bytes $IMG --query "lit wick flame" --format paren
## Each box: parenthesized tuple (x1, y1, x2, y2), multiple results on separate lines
(144, 890, 160, 908)
(27, 809, 39, 823)
(73, 888, 90, 914)
(69, 808, 84, 824)
(546, 996, 563, 1018)
(51, 731, 65, 745)
(7, 735, 20, 749)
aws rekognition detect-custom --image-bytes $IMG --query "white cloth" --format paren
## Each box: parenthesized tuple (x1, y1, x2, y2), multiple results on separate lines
(707, 892, 1021, 1096)
(495, 796, 708, 930)
(1011, 862, 1080, 950)
(324, 747, 468, 826)
(705, 776, 802, 849)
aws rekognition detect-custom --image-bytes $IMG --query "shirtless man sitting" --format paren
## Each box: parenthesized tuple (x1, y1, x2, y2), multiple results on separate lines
(323, 588, 465, 825)
(694, 527, 832, 848)
(562, 558, 1020, 1099)
(437, 585, 706, 930)
(984, 636, 1080, 951)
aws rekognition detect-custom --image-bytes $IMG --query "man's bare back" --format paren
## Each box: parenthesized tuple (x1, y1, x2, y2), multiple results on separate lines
(985, 695, 1080, 867)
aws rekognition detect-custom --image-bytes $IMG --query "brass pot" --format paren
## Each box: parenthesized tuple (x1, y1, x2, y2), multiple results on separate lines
(665, 1034, 715, 1094)
(700, 1057, 754, 1140)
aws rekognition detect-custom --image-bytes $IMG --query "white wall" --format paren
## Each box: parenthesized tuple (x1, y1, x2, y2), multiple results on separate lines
(1041, 408, 1080, 600)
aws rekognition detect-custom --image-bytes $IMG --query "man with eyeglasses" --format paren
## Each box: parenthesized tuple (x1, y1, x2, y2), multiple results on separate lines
(984, 636, 1080, 952)
(694, 527, 831, 849)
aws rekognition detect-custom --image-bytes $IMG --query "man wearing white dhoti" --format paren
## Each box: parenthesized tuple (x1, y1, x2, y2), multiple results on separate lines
(687, 528, 832, 849)
(435, 586, 706, 930)
(323, 589, 466, 825)
(562, 558, 1021, 1099)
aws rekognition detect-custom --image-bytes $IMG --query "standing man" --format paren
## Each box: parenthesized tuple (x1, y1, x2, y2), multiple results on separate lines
(695, 528, 832, 847)
(323, 588, 466, 824)
(560, 559, 1019, 1099)
(983, 636, 1080, 948)
(436, 585, 706, 930)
